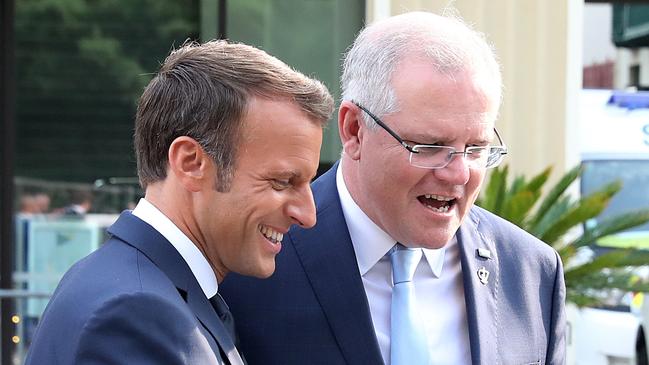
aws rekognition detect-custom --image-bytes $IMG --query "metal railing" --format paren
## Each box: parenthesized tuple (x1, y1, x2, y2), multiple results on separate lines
(0, 289, 52, 365)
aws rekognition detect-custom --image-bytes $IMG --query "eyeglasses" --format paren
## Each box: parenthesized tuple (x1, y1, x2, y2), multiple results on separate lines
(353, 101, 508, 169)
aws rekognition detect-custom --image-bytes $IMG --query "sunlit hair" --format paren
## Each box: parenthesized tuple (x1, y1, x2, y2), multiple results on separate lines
(135, 40, 334, 191)
(341, 11, 502, 129)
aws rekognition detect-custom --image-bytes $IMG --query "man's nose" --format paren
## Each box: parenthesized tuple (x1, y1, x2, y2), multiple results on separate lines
(286, 186, 317, 229)
(435, 152, 471, 185)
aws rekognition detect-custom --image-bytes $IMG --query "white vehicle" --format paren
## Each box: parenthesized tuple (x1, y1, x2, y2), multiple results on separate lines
(568, 89, 649, 365)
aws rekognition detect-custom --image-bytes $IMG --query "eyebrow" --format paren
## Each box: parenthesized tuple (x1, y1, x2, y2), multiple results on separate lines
(404, 134, 445, 145)
(272, 169, 317, 182)
(273, 170, 299, 179)
(405, 134, 492, 146)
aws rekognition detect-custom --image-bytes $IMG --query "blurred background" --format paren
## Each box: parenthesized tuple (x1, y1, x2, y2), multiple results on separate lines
(1, 0, 649, 364)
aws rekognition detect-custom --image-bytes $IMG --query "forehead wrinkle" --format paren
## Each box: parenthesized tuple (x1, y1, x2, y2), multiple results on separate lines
(402, 123, 496, 146)
(394, 111, 494, 131)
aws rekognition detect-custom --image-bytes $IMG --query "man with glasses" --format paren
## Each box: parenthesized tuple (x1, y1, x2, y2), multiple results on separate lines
(221, 11, 565, 365)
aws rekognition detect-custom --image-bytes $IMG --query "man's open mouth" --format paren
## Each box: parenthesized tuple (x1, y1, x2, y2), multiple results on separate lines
(259, 225, 283, 244)
(417, 194, 456, 213)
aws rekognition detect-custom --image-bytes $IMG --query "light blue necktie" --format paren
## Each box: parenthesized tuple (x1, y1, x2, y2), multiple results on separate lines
(390, 245, 431, 365)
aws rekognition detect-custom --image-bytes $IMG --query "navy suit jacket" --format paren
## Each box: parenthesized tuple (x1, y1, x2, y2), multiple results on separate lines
(221, 163, 566, 365)
(25, 212, 244, 365)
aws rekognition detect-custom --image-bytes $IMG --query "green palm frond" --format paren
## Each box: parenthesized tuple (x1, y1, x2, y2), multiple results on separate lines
(531, 196, 572, 240)
(568, 294, 603, 307)
(502, 191, 537, 226)
(571, 210, 649, 249)
(538, 181, 621, 246)
(479, 165, 508, 213)
(568, 271, 639, 292)
(567, 271, 649, 306)
(501, 167, 551, 225)
(509, 175, 527, 196)
(564, 250, 633, 282)
(529, 165, 581, 229)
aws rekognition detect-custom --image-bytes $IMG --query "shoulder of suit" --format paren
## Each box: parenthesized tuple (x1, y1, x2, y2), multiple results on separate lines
(54, 237, 180, 316)
(469, 205, 560, 262)
(85, 291, 193, 325)
(74, 292, 206, 362)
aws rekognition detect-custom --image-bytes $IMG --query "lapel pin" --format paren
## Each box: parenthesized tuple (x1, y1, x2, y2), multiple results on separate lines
(477, 248, 492, 259)
(477, 267, 490, 285)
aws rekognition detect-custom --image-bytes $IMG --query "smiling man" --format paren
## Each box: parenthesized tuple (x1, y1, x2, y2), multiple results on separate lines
(25, 40, 333, 365)
(221, 12, 566, 365)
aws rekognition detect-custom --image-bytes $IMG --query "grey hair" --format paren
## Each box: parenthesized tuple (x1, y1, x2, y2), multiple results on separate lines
(341, 11, 502, 129)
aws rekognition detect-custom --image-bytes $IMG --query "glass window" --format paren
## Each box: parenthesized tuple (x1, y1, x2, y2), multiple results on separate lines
(582, 159, 649, 233)
(227, 0, 365, 165)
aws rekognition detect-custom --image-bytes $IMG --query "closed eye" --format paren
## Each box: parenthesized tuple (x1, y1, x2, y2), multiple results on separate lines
(271, 179, 291, 191)
(405, 140, 443, 147)
(467, 146, 490, 152)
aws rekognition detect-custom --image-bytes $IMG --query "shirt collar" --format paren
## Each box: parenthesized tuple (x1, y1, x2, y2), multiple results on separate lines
(132, 198, 218, 298)
(335, 163, 446, 278)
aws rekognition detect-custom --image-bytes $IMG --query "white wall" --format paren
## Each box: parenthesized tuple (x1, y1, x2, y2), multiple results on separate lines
(583, 3, 617, 66)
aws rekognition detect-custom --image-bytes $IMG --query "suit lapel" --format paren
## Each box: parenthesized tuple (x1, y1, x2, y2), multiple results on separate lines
(186, 288, 244, 365)
(107, 212, 244, 365)
(457, 209, 499, 365)
(290, 165, 384, 365)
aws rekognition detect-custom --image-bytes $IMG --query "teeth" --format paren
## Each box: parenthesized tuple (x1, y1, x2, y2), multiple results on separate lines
(259, 225, 283, 244)
(424, 204, 450, 213)
(421, 194, 452, 213)
(424, 194, 453, 201)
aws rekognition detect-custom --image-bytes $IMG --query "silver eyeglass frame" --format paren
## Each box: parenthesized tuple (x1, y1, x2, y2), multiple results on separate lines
(353, 101, 508, 169)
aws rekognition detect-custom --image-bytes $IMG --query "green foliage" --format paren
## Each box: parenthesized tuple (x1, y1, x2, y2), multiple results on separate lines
(15, 0, 199, 182)
(476, 165, 649, 306)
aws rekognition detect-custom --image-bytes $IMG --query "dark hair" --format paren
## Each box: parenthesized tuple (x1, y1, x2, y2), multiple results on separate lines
(134, 40, 334, 191)
(69, 189, 93, 205)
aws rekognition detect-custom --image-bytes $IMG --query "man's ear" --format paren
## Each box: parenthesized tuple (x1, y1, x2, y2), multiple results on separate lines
(167, 136, 213, 192)
(338, 100, 365, 160)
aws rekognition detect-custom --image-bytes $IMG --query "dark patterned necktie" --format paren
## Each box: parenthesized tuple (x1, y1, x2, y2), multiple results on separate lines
(210, 293, 237, 342)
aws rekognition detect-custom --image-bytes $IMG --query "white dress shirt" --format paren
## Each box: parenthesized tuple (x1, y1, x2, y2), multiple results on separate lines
(132, 198, 218, 299)
(336, 165, 471, 365)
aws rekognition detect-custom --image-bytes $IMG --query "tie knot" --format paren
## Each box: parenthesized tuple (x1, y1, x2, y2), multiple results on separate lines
(210, 293, 230, 317)
(389, 245, 422, 284)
